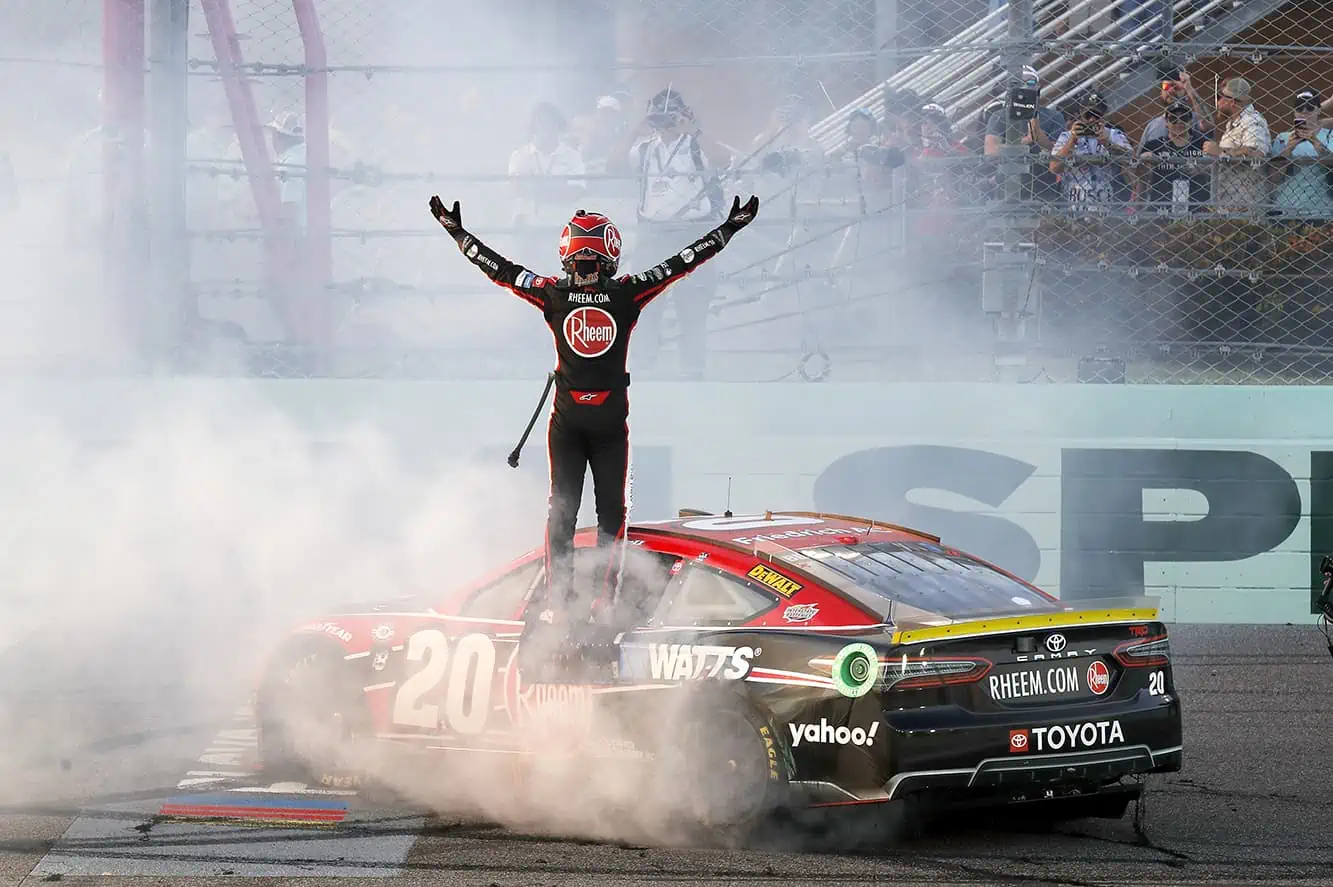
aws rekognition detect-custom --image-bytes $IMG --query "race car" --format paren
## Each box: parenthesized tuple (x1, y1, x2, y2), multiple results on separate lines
(255, 510, 1182, 841)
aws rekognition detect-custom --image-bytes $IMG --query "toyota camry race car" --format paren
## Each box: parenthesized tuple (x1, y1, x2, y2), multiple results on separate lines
(255, 511, 1182, 841)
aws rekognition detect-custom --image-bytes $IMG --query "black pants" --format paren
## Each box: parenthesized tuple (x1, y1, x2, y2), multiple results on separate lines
(539, 388, 630, 624)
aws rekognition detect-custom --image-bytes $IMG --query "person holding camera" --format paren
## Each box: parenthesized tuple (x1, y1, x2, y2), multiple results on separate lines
(1268, 88, 1333, 219)
(609, 88, 733, 380)
(1049, 92, 1132, 210)
(984, 66, 1065, 202)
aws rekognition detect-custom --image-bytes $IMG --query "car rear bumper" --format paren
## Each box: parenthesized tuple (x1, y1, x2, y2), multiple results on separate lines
(882, 742, 1182, 800)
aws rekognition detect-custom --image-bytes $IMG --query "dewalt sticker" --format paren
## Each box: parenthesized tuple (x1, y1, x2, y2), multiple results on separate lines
(747, 563, 803, 598)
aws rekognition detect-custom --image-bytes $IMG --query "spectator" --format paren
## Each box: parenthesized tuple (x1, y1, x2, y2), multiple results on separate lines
(1049, 92, 1132, 211)
(1203, 77, 1271, 211)
(265, 111, 307, 228)
(985, 66, 1065, 202)
(1268, 88, 1333, 219)
(574, 93, 633, 178)
(963, 98, 1005, 155)
(841, 108, 905, 186)
(1136, 68, 1213, 154)
(611, 88, 732, 379)
(1138, 101, 1210, 215)
(911, 103, 971, 239)
(507, 102, 587, 229)
(750, 93, 821, 157)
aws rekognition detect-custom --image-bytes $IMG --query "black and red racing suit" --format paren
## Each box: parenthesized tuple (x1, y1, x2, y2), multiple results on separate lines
(446, 208, 754, 647)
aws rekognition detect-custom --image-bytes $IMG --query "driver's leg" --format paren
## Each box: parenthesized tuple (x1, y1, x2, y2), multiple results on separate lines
(521, 411, 588, 672)
(587, 399, 630, 614)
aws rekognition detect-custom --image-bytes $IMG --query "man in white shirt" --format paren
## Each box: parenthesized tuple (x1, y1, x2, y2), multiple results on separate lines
(507, 102, 587, 230)
(1204, 77, 1272, 211)
(265, 111, 308, 228)
(611, 89, 732, 379)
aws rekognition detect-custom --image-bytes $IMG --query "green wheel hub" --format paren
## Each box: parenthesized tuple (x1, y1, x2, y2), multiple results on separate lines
(831, 642, 878, 698)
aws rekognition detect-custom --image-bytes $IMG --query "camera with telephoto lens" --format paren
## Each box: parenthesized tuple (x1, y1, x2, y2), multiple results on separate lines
(1008, 85, 1038, 121)
(856, 143, 907, 169)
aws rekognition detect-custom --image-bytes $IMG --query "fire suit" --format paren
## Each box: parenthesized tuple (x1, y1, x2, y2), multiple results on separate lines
(445, 205, 756, 647)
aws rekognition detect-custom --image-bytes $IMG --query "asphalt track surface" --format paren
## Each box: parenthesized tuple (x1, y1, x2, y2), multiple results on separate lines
(2, 623, 1331, 887)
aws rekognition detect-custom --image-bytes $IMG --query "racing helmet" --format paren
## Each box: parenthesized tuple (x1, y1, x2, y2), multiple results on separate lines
(559, 210, 622, 276)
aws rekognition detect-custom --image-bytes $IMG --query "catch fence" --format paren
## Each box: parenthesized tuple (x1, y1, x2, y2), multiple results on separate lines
(15, 0, 1333, 382)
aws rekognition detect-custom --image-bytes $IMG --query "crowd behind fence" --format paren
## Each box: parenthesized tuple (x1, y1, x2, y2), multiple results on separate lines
(5, 0, 1333, 384)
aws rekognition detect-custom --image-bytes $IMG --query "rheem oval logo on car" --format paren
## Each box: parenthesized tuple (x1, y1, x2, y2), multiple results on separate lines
(563, 306, 617, 358)
(1087, 660, 1111, 696)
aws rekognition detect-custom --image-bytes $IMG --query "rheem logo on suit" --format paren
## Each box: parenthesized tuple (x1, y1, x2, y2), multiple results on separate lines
(563, 306, 617, 358)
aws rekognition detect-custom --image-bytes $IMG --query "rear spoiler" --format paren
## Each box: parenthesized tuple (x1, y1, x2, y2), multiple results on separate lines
(891, 606, 1161, 646)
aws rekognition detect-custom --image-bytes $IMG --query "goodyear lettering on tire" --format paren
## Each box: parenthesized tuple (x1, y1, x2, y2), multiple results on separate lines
(831, 642, 878, 698)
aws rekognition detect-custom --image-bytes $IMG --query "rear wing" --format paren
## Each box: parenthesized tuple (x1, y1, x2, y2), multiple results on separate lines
(889, 597, 1162, 646)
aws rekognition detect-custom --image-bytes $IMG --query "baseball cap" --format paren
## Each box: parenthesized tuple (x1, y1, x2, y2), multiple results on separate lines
(1164, 100, 1192, 120)
(1294, 88, 1321, 110)
(1080, 91, 1108, 115)
(264, 110, 303, 138)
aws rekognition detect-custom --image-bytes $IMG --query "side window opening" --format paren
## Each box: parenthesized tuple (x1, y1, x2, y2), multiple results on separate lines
(651, 564, 776, 627)
(458, 559, 542, 620)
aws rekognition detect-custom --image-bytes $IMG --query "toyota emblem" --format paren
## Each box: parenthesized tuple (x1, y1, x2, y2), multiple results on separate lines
(1045, 633, 1068, 653)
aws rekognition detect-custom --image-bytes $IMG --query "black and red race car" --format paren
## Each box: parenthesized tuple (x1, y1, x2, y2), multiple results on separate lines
(255, 510, 1182, 840)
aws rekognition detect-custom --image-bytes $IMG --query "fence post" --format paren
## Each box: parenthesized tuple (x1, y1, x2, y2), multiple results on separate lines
(102, 0, 148, 364)
(986, 0, 1038, 370)
(147, 0, 191, 367)
(291, 0, 331, 370)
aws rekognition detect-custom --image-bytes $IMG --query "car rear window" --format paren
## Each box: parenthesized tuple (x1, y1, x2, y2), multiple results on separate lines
(777, 540, 1060, 622)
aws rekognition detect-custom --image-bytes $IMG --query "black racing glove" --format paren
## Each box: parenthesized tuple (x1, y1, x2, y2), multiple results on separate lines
(714, 194, 760, 246)
(429, 196, 464, 241)
(725, 194, 760, 229)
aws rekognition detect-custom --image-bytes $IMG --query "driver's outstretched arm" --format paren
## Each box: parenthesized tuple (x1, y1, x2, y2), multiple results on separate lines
(622, 194, 760, 309)
(429, 195, 551, 309)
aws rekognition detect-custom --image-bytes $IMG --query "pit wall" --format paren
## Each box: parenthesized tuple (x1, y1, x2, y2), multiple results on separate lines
(9, 379, 1329, 623)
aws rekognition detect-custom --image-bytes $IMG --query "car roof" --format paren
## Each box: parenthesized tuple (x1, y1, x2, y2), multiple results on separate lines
(617, 510, 939, 557)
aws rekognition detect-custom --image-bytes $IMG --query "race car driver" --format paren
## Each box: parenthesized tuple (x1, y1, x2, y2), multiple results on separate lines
(428, 192, 760, 672)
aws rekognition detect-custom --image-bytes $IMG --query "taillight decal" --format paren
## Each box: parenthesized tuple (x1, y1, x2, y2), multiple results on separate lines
(1113, 634, 1170, 667)
(880, 655, 993, 691)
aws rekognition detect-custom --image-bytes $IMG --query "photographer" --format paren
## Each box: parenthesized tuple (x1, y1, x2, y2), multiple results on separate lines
(1268, 88, 1333, 219)
(609, 88, 733, 379)
(1050, 92, 1132, 210)
(984, 66, 1065, 202)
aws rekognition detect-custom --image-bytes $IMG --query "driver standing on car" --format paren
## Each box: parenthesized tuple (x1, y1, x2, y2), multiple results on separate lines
(427, 192, 760, 674)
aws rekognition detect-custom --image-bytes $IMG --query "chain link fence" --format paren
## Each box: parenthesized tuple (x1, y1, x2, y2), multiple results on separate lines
(8, 0, 1332, 382)
(0, 1, 127, 367)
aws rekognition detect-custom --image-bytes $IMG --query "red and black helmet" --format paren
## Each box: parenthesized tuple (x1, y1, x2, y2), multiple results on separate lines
(559, 210, 622, 276)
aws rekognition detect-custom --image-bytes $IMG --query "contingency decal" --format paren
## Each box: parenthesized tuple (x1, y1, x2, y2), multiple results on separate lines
(747, 563, 803, 597)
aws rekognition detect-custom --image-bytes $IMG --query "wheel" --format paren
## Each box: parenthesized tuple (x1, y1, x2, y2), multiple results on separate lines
(657, 698, 789, 847)
(257, 639, 370, 791)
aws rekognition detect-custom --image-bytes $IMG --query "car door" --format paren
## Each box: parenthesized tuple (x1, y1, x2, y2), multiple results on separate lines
(385, 558, 541, 748)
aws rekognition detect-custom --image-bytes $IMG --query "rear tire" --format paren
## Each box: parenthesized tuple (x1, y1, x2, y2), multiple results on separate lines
(659, 698, 789, 847)
(257, 639, 371, 792)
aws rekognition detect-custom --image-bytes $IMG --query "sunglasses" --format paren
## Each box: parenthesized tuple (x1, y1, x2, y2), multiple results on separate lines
(1220, 92, 1236, 100)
